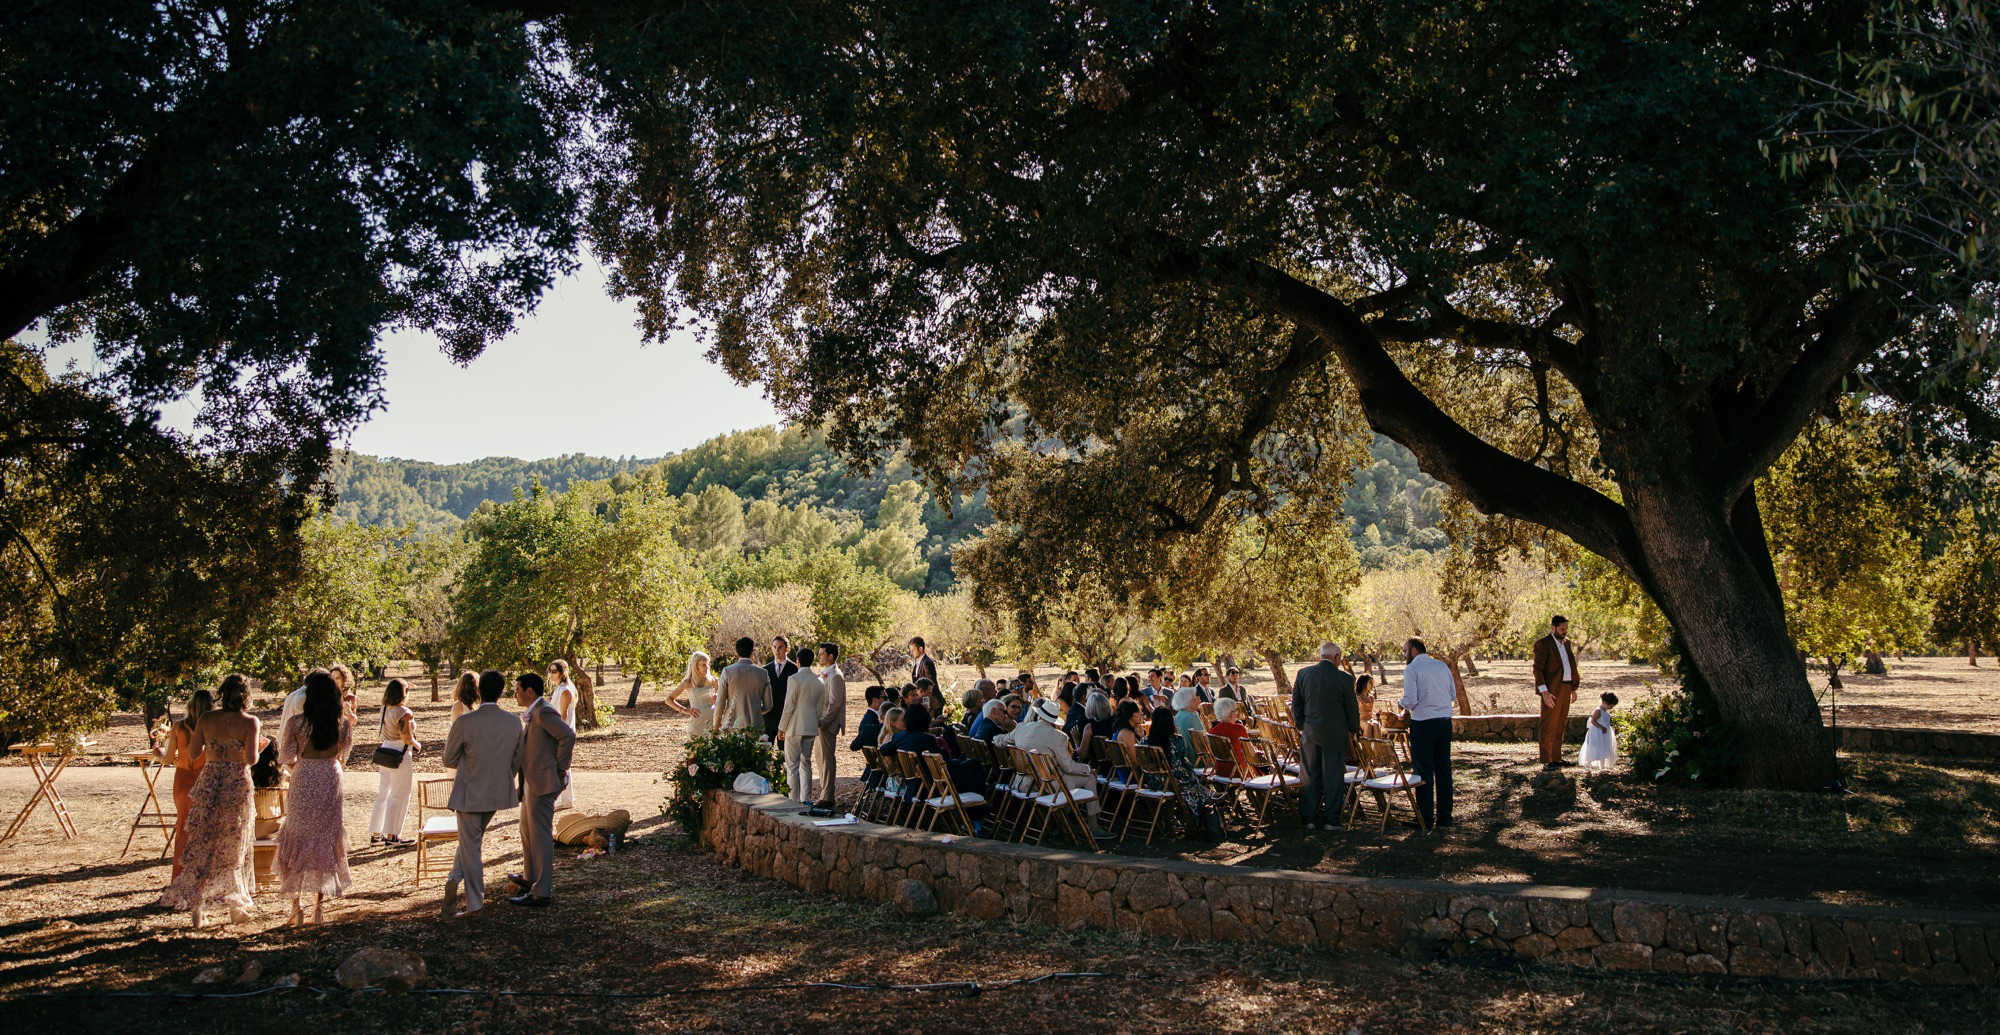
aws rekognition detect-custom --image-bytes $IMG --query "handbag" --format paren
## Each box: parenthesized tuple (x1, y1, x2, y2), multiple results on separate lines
(371, 743, 406, 769)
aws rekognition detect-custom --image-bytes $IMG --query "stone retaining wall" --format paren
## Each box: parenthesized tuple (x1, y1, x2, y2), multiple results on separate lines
(1449, 714, 1586, 743)
(1831, 725, 2000, 760)
(702, 790, 2000, 984)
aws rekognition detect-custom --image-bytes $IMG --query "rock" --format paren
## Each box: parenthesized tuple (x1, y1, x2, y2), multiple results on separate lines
(893, 878, 938, 917)
(271, 973, 301, 989)
(1685, 953, 1727, 975)
(192, 965, 229, 987)
(1593, 942, 1654, 970)
(335, 947, 428, 992)
(1613, 903, 1667, 946)
(1512, 933, 1557, 959)
(1554, 926, 1602, 951)
(238, 961, 264, 985)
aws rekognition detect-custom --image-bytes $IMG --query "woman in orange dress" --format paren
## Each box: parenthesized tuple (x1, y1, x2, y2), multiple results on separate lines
(162, 688, 212, 878)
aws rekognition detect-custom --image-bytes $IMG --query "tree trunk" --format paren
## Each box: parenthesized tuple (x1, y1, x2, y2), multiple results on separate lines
(1970, 641, 1980, 667)
(596, 659, 605, 685)
(429, 664, 441, 703)
(574, 669, 599, 728)
(1623, 479, 1841, 790)
(1443, 653, 1474, 715)
(1259, 648, 1292, 696)
(1824, 657, 1844, 690)
(625, 675, 644, 709)
(1460, 653, 1480, 678)
(1862, 650, 1885, 676)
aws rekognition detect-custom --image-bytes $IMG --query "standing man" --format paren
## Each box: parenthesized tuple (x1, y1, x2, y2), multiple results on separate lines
(775, 646, 827, 803)
(509, 671, 574, 907)
(1532, 615, 1581, 772)
(908, 636, 938, 689)
(717, 637, 773, 733)
(763, 635, 799, 744)
(1291, 643, 1361, 831)
(1399, 638, 1458, 829)
(440, 670, 521, 919)
(812, 642, 847, 808)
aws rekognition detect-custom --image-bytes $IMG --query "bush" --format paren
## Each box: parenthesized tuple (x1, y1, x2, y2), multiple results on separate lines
(663, 728, 788, 835)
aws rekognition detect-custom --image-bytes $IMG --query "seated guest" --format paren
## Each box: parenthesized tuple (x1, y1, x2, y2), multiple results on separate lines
(850, 685, 887, 752)
(878, 706, 904, 750)
(1171, 687, 1205, 754)
(1209, 697, 1254, 778)
(1144, 706, 1180, 755)
(975, 678, 999, 706)
(1077, 690, 1115, 754)
(883, 702, 981, 794)
(1355, 673, 1378, 718)
(1110, 701, 1144, 782)
(960, 687, 985, 727)
(968, 699, 1008, 743)
(995, 699, 1098, 821)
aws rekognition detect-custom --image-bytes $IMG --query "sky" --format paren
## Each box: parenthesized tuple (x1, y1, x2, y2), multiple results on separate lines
(39, 261, 784, 465)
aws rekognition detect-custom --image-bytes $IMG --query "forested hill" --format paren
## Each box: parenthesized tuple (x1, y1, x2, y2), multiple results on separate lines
(329, 426, 1445, 562)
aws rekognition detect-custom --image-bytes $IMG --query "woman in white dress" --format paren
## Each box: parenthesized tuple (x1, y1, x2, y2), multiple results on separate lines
(669, 651, 719, 741)
(549, 659, 580, 809)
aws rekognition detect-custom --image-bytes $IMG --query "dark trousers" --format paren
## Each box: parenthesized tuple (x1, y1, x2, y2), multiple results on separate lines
(1408, 717, 1453, 826)
(1299, 729, 1347, 824)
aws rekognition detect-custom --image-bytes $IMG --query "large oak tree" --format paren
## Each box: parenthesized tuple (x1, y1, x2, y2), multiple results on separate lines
(560, 0, 2000, 788)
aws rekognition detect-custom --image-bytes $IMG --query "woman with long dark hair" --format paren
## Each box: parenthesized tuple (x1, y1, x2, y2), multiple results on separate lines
(159, 675, 261, 928)
(368, 678, 422, 846)
(276, 669, 352, 926)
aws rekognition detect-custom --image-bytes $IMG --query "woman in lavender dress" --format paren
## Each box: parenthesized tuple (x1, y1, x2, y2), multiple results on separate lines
(277, 670, 354, 926)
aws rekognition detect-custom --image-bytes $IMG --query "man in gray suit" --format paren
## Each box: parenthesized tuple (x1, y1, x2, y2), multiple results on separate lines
(509, 670, 575, 906)
(716, 636, 773, 734)
(812, 642, 847, 808)
(441, 670, 522, 918)
(1291, 642, 1361, 831)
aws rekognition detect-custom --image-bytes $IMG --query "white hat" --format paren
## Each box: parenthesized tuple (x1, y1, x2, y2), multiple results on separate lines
(1029, 699, 1060, 724)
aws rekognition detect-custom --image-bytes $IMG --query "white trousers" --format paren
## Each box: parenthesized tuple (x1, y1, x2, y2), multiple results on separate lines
(368, 748, 415, 840)
(783, 735, 815, 802)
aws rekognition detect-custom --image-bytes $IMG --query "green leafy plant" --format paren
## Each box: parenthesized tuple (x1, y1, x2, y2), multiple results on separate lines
(1617, 686, 1739, 787)
(663, 729, 788, 835)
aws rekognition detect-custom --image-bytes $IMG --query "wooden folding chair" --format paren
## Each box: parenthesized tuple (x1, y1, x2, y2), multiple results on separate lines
(1351, 734, 1427, 833)
(1022, 750, 1099, 849)
(918, 753, 985, 835)
(1239, 737, 1303, 828)
(414, 777, 456, 886)
(1096, 738, 1139, 835)
(857, 746, 891, 822)
(994, 745, 1040, 842)
(1125, 745, 1181, 845)
(1199, 732, 1250, 818)
(885, 752, 928, 827)
(252, 787, 286, 891)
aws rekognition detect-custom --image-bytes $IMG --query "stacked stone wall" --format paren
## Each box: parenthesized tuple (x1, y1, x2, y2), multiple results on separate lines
(701, 790, 2000, 984)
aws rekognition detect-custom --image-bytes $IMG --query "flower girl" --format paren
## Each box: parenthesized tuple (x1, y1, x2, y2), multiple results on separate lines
(1580, 692, 1619, 771)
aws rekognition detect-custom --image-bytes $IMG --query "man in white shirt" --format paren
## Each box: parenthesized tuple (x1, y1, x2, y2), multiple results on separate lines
(1398, 638, 1458, 829)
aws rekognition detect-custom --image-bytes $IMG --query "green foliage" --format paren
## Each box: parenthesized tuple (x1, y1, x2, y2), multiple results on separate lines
(330, 453, 662, 532)
(664, 729, 788, 835)
(1156, 500, 1361, 667)
(1931, 507, 2000, 652)
(1617, 689, 1741, 788)
(229, 518, 408, 685)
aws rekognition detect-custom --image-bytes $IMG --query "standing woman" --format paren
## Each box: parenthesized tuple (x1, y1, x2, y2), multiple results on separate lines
(549, 660, 579, 809)
(277, 670, 353, 926)
(368, 678, 423, 847)
(668, 651, 718, 737)
(161, 688, 213, 878)
(450, 670, 479, 723)
(159, 675, 262, 928)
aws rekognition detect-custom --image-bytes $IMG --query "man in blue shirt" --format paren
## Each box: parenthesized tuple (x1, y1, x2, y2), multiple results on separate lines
(1398, 638, 1459, 829)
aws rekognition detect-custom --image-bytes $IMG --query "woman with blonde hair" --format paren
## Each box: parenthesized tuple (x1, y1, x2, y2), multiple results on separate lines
(668, 650, 719, 739)
(160, 687, 214, 878)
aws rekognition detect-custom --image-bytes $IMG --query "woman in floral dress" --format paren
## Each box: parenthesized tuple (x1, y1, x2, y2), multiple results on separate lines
(277, 669, 353, 926)
(159, 675, 262, 928)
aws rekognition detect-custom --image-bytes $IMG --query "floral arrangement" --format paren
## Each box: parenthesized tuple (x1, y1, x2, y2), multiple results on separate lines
(663, 728, 789, 835)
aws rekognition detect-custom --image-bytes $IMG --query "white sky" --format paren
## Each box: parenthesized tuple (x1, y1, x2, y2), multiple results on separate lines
(37, 261, 784, 464)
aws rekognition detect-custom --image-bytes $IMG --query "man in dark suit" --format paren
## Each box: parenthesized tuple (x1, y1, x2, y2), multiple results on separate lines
(1290, 643, 1361, 831)
(908, 636, 938, 688)
(763, 634, 798, 743)
(1531, 615, 1581, 771)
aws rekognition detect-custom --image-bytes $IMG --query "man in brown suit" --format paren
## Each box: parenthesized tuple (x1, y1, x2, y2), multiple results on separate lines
(508, 671, 575, 906)
(1532, 615, 1580, 771)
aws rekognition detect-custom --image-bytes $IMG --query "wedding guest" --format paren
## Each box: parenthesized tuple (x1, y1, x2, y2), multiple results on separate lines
(717, 637, 773, 733)
(878, 705, 904, 749)
(850, 685, 887, 752)
(1111, 701, 1145, 783)
(1193, 667, 1215, 703)
(161, 687, 212, 878)
(968, 699, 1008, 743)
(451, 670, 480, 723)
(908, 636, 938, 687)
(548, 660, 580, 809)
(959, 687, 986, 726)
(1221, 667, 1247, 701)
(911, 677, 940, 718)
(1060, 685, 1089, 743)
(160, 674, 261, 929)
(994, 699, 1098, 821)
(442, 671, 521, 919)
(1078, 691, 1116, 755)
(277, 669, 353, 926)
(1580, 692, 1620, 771)
(1399, 638, 1457, 829)
(1293, 643, 1360, 831)
(1171, 686, 1204, 753)
(813, 643, 847, 807)
(368, 678, 423, 847)
(1532, 615, 1582, 771)
(763, 636, 798, 743)
(1208, 697, 1252, 779)
(776, 646, 827, 804)
(1016, 671, 1040, 699)
(1355, 673, 1378, 720)
(509, 671, 575, 907)
(670, 650, 719, 739)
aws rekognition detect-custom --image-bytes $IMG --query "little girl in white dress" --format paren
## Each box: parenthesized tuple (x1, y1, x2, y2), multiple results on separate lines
(1580, 692, 1619, 770)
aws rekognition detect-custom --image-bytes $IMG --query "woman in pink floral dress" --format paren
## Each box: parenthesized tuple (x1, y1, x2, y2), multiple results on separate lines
(159, 674, 264, 929)
(277, 669, 354, 926)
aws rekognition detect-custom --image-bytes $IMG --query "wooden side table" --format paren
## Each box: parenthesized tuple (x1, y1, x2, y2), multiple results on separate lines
(4, 744, 79, 841)
(120, 750, 176, 857)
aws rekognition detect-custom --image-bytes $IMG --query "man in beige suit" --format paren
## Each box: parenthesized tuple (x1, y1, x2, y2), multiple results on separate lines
(509, 671, 575, 906)
(441, 670, 522, 918)
(812, 641, 847, 808)
(776, 646, 827, 803)
(716, 636, 772, 733)
(1532, 615, 1581, 771)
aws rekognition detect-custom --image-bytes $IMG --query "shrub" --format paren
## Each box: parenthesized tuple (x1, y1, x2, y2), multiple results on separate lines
(663, 728, 788, 835)
(1617, 638, 1738, 785)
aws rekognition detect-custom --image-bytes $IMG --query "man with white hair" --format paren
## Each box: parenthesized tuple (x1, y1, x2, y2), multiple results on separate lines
(994, 698, 1099, 822)
(1290, 642, 1360, 831)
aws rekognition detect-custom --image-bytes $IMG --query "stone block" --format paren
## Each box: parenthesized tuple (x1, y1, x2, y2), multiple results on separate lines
(1463, 909, 1498, 937)
(1554, 926, 1601, 951)
(1730, 946, 1778, 977)
(1588, 902, 1618, 945)
(1924, 924, 1957, 964)
(1955, 927, 1993, 980)
(1685, 952, 1727, 975)
(1273, 916, 1317, 947)
(1212, 909, 1249, 941)
(1528, 898, 1570, 935)
(1493, 901, 1533, 941)
(1929, 962, 1968, 984)
(1126, 874, 1172, 914)
(1695, 914, 1729, 957)
(1754, 915, 1786, 954)
(1813, 919, 1850, 972)
(1900, 922, 1932, 967)
(1652, 949, 1687, 973)
(1613, 903, 1667, 946)
(1177, 897, 1212, 941)
(1664, 909, 1699, 953)
(1845, 921, 1874, 967)
(1727, 913, 1759, 947)
(1778, 915, 1814, 959)
(1512, 933, 1557, 959)
(1593, 942, 1653, 970)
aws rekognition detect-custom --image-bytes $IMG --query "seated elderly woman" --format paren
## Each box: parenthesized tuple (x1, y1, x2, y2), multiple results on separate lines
(1208, 697, 1256, 779)
(1171, 687, 1205, 755)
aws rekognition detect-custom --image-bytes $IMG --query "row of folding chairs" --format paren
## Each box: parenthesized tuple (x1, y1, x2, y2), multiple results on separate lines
(854, 746, 988, 835)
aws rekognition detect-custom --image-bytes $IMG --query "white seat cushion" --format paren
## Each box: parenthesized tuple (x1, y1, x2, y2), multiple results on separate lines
(420, 816, 457, 837)
(1107, 779, 1140, 792)
(1344, 771, 1367, 784)
(1242, 774, 1301, 790)
(926, 793, 986, 807)
(1135, 788, 1175, 799)
(1364, 773, 1423, 790)
(1206, 775, 1246, 786)
(1035, 789, 1097, 806)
